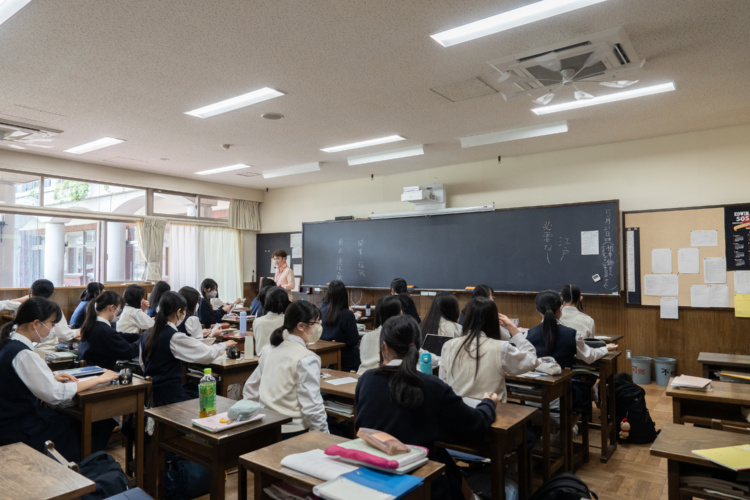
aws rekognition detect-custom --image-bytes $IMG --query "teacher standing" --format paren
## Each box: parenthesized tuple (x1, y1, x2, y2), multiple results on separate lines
(273, 249, 295, 300)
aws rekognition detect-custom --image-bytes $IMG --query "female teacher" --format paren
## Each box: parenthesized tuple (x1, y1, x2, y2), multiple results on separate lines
(273, 249, 295, 300)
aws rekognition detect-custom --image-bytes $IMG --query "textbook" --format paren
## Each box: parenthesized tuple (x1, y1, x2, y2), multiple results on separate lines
(313, 468, 423, 500)
(280, 449, 358, 481)
(692, 444, 750, 471)
(670, 375, 712, 390)
(56, 365, 104, 378)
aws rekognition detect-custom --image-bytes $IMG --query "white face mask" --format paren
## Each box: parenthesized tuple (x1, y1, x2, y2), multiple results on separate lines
(175, 312, 185, 327)
(112, 307, 122, 323)
(34, 322, 53, 343)
(195, 303, 200, 314)
(208, 291, 218, 299)
(307, 324, 323, 343)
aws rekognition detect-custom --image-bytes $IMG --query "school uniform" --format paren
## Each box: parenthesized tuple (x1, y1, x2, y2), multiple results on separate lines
(69, 300, 89, 328)
(357, 326, 381, 374)
(178, 315, 204, 338)
(439, 332, 537, 401)
(401, 297, 421, 324)
(145, 305, 157, 318)
(0, 332, 113, 461)
(143, 321, 228, 407)
(320, 303, 361, 372)
(33, 311, 77, 354)
(437, 317, 462, 337)
(526, 322, 607, 367)
(559, 306, 596, 338)
(243, 334, 328, 434)
(117, 305, 155, 334)
(0, 299, 21, 313)
(253, 312, 284, 355)
(249, 297, 262, 317)
(79, 317, 141, 370)
(197, 298, 225, 326)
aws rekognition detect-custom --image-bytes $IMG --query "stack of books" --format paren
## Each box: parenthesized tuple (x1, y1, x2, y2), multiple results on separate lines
(670, 375, 712, 391)
(324, 400, 355, 418)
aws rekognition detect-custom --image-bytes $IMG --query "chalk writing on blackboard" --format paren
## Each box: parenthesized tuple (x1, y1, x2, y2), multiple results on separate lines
(336, 238, 344, 280)
(601, 209, 617, 291)
(357, 239, 366, 277)
(543, 221, 553, 264)
(558, 236, 571, 262)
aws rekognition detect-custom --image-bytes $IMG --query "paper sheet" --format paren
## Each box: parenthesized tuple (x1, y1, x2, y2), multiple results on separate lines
(292, 246, 302, 259)
(677, 248, 700, 274)
(711, 285, 729, 307)
(581, 230, 599, 255)
(293, 264, 302, 276)
(290, 233, 302, 248)
(660, 297, 679, 319)
(735, 294, 750, 318)
(326, 377, 358, 386)
(734, 271, 750, 294)
(691, 230, 718, 247)
(691, 285, 710, 307)
(691, 285, 729, 308)
(626, 230, 636, 293)
(644, 274, 679, 296)
(704, 257, 727, 284)
(652, 249, 672, 274)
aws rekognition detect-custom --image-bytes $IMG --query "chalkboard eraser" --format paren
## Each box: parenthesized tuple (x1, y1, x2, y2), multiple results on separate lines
(465, 286, 475, 290)
(407, 285, 415, 289)
(335, 216, 354, 220)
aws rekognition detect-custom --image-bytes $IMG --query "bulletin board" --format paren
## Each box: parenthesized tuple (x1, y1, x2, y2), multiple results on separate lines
(624, 205, 749, 308)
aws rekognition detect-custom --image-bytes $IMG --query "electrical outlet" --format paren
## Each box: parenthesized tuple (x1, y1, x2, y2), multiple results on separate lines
(626, 349, 632, 359)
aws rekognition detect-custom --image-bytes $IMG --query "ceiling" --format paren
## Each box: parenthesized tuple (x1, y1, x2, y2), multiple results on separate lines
(0, 0, 748, 190)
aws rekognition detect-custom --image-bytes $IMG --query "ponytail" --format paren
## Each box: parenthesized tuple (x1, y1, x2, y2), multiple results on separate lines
(144, 291, 186, 361)
(535, 290, 562, 354)
(80, 291, 124, 342)
(0, 297, 62, 348)
(380, 315, 424, 409)
(270, 300, 320, 347)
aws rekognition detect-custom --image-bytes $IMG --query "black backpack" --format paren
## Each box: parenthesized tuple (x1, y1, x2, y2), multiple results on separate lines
(529, 472, 598, 499)
(77, 451, 129, 500)
(614, 372, 658, 444)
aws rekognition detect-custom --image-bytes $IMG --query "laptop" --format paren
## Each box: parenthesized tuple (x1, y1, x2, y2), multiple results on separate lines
(421, 334, 452, 357)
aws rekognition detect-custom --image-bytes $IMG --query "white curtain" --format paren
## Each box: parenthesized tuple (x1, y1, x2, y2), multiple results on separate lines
(169, 224, 199, 291)
(136, 216, 167, 281)
(229, 199, 261, 231)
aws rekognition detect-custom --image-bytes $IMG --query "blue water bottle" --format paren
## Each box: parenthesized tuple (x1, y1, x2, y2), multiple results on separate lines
(418, 352, 432, 374)
(239, 311, 247, 336)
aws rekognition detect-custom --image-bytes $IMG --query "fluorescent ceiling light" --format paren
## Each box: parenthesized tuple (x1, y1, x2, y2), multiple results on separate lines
(461, 121, 568, 148)
(347, 145, 424, 166)
(370, 204, 495, 220)
(64, 137, 124, 154)
(262, 162, 321, 179)
(5, 144, 26, 150)
(0, 0, 31, 27)
(195, 163, 252, 175)
(321, 135, 405, 153)
(185, 87, 285, 118)
(431, 0, 607, 47)
(532, 82, 676, 115)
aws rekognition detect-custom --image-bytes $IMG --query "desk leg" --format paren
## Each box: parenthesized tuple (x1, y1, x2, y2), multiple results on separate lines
(598, 361, 617, 463)
(541, 398, 551, 480)
(336, 350, 341, 371)
(219, 373, 229, 398)
(560, 383, 571, 472)
(155, 423, 166, 500)
(254, 469, 266, 500)
(671, 398, 682, 424)
(210, 443, 226, 500)
(490, 434, 506, 500)
(238, 463, 247, 500)
(81, 403, 93, 459)
(136, 391, 145, 488)
(517, 431, 530, 500)
(667, 460, 680, 500)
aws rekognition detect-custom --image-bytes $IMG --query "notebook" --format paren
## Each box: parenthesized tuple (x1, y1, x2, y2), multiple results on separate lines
(55, 365, 104, 378)
(692, 444, 750, 471)
(279, 449, 359, 481)
(313, 468, 423, 500)
(421, 334, 451, 357)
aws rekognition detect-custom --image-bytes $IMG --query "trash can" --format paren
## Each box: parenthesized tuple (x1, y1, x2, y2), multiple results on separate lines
(631, 356, 652, 385)
(654, 357, 676, 386)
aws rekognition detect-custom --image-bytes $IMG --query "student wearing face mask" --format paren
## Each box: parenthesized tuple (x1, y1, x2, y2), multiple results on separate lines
(243, 300, 328, 438)
(197, 278, 243, 327)
(176, 286, 223, 339)
(21, 279, 78, 354)
(79, 291, 140, 370)
(143, 292, 236, 407)
(0, 297, 119, 461)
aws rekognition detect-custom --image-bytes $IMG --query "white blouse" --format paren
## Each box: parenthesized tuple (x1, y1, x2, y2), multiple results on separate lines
(560, 306, 596, 338)
(117, 305, 155, 333)
(10, 332, 77, 405)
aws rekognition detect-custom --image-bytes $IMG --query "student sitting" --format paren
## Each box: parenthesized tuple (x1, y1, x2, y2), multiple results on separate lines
(143, 292, 235, 407)
(250, 278, 274, 317)
(391, 277, 420, 323)
(176, 286, 220, 339)
(559, 284, 596, 338)
(69, 282, 104, 328)
(357, 295, 402, 374)
(253, 287, 290, 355)
(0, 297, 119, 461)
(146, 281, 170, 318)
(79, 291, 140, 370)
(420, 292, 462, 340)
(320, 280, 361, 372)
(196, 278, 242, 327)
(25, 279, 77, 353)
(459, 284, 493, 325)
(243, 300, 328, 438)
(117, 284, 155, 334)
(354, 315, 498, 500)
(440, 296, 537, 401)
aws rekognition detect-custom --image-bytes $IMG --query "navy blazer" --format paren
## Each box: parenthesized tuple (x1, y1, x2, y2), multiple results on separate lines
(197, 298, 225, 326)
(321, 302, 361, 372)
(79, 321, 140, 370)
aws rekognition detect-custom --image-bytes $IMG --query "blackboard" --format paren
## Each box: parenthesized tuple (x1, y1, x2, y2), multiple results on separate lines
(256, 232, 301, 282)
(302, 200, 619, 294)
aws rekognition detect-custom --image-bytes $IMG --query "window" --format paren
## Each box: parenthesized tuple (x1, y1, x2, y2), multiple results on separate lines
(104, 222, 146, 283)
(153, 190, 198, 218)
(0, 171, 41, 206)
(43, 178, 146, 215)
(197, 196, 229, 220)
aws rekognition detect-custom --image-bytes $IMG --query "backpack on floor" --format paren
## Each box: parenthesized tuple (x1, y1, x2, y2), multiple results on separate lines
(78, 451, 130, 500)
(614, 372, 658, 444)
(529, 472, 598, 500)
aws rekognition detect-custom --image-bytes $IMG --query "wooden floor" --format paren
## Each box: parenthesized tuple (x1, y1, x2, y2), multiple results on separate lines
(110, 381, 674, 499)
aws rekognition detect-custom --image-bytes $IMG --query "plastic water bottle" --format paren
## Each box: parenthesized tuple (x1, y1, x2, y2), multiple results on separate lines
(199, 368, 217, 418)
(418, 352, 432, 374)
(365, 304, 371, 317)
(239, 311, 247, 336)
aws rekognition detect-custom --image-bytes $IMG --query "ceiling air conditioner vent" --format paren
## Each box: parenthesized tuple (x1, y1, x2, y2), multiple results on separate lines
(0, 119, 62, 149)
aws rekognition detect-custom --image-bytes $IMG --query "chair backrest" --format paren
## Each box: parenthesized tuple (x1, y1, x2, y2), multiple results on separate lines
(44, 440, 79, 472)
(711, 418, 750, 435)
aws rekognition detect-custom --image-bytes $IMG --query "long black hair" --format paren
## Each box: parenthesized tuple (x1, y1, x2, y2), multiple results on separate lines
(453, 297, 500, 379)
(270, 300, 320, 347)
(0, 297, 61, 348)
(255, 280, 274, 318)
(560, 284, 583, 312)
(178, 286, 201, 319)
(148, 281, 170, 309)
(373, 295, 402, 328)
(80, 282, 104, 301)
(420, 292, 459, 339)
(264, 287, 291, 315)
(123, 284, 144, 309)
(80, 291, 125, 342)
(535, 290, 562, 354)
(200, 278, 219, 300)
(322, 280, 348, 327)
(144, 291, 187, 360)
(379, 315, 424, 409)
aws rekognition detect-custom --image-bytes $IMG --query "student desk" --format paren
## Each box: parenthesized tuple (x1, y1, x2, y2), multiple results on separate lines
(320, 368, 359, 420)
(218, 330, 249, 353)
(593, 334, 623, 343)
(575, 351, 621, 463)
(221, 314, 254, 328)
(209, 355, 259, 398)
(505, 369, 574, 480)
(237, 430, 445, 500)
(58, 377, 150, 488)
(436, 403, 538, 500)
(698, 352, 750, 379)
(667, 377, 750, 427)
(145, 396, 291, 500)
(650, 422, 749, 500)
(307, 340, 345, 370)
(0, 442, 96, 500)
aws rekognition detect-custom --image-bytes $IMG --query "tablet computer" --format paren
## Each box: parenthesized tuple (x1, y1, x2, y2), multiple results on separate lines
(421, 334, 452, 357)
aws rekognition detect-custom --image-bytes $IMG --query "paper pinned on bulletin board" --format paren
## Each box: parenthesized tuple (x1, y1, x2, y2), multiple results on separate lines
(290, 233, 302, 248)
(735, 271, 750, 294)
(677, 248, 700, 274)
(691, 230, 718, 247)
(292, 246, 302, 259)
(580, 230, 599, 255)
(704, 257, 727, 284)
(652, 249, 672, 274)
(660, 297, 679, 319)
(644, 274, 679, 297)
(691, 285, 729, 308)
(735, 294, 750, 318)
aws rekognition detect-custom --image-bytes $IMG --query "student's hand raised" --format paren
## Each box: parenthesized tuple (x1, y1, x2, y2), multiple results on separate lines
(483, 392, 500, 405)
(497, 313, 520, 336)
(55, 372, 78, 383)
(140, 299, 149, 311)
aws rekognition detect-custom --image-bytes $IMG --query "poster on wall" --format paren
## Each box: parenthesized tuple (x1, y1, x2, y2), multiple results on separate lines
(725, 205, 750, 271)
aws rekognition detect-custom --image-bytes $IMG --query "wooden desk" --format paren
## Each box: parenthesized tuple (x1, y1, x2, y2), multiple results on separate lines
(579, 351, 621, 463)
(320, 368, 360, 420)
(698, 352, 750, 379)
(238, 430, 445, 500)
(506, 369, 573, 480)
(307, 340, 344, 370)
(0, 442, 96, 500)
(219, 330, 248, 353)
(650, 422, 749, 500)
(594, 334, 623, 343)
(209, 355, 259, 398)
(667, 377, 750, 427)
(145, 396, 291, 500)
(58, 377, 150, 488)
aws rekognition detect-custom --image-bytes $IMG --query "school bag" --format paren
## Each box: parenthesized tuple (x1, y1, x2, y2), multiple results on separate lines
(77, 450, 130, 500)
(614, 372, 658, 444)
(529, 472, 598, 499)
